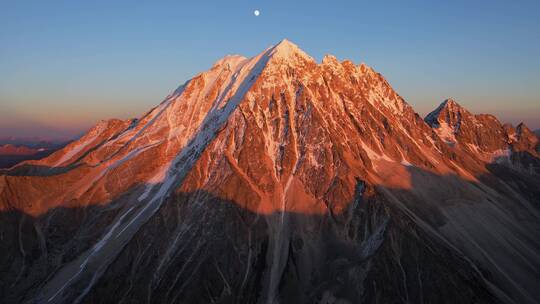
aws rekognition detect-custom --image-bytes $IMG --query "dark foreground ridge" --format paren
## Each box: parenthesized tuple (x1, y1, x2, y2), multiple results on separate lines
(1, 173, 501, 303)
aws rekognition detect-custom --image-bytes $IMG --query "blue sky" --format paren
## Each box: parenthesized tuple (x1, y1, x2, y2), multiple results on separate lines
(1, 0, 539, 138)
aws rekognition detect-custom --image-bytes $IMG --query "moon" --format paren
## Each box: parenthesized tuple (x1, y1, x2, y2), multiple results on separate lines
(254, 9, 260, 16)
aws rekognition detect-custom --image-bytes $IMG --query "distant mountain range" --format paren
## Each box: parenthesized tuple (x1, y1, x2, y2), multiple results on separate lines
(0, 136, 71, 147)
(1, 40, 539, 304)
(0, 139, 69, 168)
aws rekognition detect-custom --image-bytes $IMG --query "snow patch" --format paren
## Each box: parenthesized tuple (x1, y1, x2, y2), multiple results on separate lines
(400, 159, 413, 167)
(434, 122, 457, 144)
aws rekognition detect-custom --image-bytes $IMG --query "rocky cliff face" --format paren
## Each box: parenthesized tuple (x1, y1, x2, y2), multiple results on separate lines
(426, 98, 509, 154)
(1, 39, 539, 304)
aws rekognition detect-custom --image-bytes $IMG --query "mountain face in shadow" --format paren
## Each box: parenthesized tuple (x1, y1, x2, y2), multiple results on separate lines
(1, 184, 499, 304)
(1, 39, 539, 304)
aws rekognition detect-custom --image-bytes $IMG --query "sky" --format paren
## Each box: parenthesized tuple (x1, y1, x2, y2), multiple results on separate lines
(1, 0, 539, 139)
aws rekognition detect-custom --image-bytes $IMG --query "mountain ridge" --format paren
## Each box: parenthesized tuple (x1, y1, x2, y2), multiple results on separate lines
(1, 39, 539, 304)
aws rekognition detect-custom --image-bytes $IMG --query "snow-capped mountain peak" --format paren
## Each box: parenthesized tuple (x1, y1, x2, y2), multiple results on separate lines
(1, 39, 539, 304)
(425, 98, 466, 126)
(269, 39, 314, 61)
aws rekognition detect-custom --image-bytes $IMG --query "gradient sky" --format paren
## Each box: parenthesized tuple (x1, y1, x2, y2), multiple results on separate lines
(1, 0, 539, 138)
